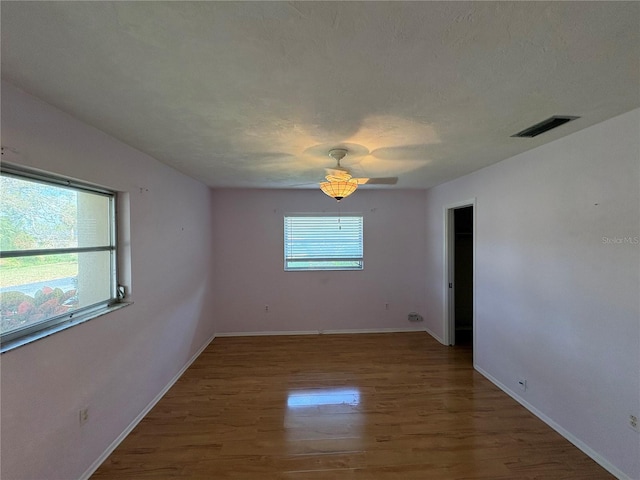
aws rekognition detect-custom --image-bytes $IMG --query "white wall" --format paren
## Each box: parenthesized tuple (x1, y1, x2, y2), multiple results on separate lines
(424, 108, 640, 479)
(211, 188, 428, 334)
(0, 81, 217, 480)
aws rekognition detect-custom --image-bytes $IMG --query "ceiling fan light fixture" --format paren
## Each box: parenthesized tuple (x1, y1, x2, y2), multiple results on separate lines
(319, 179, 358, 202)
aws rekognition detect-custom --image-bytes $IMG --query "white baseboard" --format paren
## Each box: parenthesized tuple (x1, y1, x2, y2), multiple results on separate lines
(423, 324, 446, 345)
(321, 327, 427, 334)
(474, 365, 631, 480)
(215, 330, 318, 337)
(78, 332, 217, 480)
(215, 327, 428, 337)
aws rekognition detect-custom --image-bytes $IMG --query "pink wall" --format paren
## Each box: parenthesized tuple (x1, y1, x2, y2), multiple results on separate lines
(0, 82, 217, 479)
(211, 188, 428, 334)
(423, 108, 640, 479)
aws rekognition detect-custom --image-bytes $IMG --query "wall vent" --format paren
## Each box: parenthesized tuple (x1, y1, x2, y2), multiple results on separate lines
(511, 115, 579, 138)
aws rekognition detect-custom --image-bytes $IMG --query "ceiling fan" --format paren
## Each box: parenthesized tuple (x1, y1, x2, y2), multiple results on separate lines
(319, 148, 398, 202)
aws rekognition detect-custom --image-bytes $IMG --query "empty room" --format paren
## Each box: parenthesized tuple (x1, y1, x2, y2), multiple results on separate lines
(1, 2, 638, 479)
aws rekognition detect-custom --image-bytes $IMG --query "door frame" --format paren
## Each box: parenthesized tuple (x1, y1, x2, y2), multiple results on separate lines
(443, 198, 476, 347)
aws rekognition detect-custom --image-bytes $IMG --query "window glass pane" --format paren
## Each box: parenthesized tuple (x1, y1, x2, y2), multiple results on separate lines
(0, 175, 111, 251)
(285, 259, 362, 271)
(0, 251, 112, 335)
(1, 167, 117, 349)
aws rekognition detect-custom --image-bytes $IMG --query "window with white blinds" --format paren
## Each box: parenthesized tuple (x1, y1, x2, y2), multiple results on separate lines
(284, 215, 363, 271)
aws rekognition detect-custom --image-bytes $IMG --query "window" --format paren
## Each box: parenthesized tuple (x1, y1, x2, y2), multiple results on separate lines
(284, 215, 363, 271)
(1, 164, 118, 350)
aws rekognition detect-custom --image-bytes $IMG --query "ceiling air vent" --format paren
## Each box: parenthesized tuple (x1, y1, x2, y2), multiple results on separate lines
(511, 115, 579, 138)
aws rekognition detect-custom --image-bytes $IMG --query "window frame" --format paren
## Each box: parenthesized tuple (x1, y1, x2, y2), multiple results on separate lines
(0, 163, 121, 352)
(283, 213, 364, 272)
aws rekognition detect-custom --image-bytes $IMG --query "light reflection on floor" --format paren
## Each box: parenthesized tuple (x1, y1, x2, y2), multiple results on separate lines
(285, 387, 364, 454)
(287, 387, 360, 408)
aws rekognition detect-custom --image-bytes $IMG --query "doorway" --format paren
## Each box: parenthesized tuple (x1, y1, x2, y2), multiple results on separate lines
(445, 201, 475, 348)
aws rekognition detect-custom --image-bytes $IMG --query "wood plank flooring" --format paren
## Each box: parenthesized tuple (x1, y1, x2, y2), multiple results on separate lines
(92, 333, 612, 479)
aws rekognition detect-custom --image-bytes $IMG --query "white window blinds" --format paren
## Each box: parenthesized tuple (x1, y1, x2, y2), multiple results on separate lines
(284, 215, 363, 271)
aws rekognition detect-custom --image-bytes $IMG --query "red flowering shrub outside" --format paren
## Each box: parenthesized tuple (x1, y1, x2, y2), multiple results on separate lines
(17, 301, 34, 315)
(1, 286, 78, 333)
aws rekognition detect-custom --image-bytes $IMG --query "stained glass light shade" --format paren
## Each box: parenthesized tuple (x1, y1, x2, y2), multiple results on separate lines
(319, 179, 358, 202)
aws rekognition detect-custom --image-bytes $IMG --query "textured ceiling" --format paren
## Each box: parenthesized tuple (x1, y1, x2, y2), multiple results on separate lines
(2, 2, 639, 189)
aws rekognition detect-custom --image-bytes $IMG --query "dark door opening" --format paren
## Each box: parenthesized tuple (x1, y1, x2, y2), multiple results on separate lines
(454, 206, 473, 346)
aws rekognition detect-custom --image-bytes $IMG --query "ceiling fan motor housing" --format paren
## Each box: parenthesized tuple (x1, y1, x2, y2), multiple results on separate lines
(328, 148, 348, 163)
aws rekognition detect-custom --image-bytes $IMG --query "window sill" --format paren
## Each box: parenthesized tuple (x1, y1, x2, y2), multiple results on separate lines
(0, 301, 133, 354)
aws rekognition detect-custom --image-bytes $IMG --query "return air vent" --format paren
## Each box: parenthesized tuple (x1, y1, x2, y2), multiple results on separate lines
(511, 115, 579, 138)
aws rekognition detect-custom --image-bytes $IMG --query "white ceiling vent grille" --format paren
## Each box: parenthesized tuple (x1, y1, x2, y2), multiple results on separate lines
(511, 116, 580, 138)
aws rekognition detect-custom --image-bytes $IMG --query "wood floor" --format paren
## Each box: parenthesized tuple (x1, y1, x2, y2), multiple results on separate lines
(92, 333, 612, 479)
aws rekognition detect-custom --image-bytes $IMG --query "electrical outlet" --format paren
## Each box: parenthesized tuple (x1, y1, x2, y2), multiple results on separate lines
(385, 303, 389, 310)
(518, 379, 527, 392)
(630, 414, 639, 433)
(264, 305, 269, 313)
(79, 407, 89, 426)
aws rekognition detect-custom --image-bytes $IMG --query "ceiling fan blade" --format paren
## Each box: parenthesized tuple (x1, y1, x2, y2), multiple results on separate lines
(325, 166, 350, 176)
(354, 177, 398, 185)
(287, 181, 320, 187)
